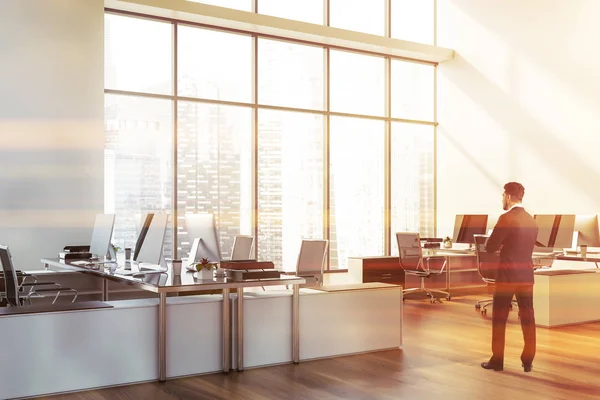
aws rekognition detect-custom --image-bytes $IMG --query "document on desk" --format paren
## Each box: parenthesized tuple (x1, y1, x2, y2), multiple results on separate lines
(71, 260, 117, 267)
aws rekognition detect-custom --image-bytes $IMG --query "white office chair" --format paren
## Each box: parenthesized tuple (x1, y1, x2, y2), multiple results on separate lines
(231, 235, 254, 260)
(295, 239, 328, 287)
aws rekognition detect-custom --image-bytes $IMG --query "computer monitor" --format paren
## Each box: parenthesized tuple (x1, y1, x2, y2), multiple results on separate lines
(185, 213, 221, 264)
(453, 215, 488, 244)
(574, 214, 600, 247)
(133, 213, 153, 262)
(89, 214, 115, 259)
(534, 214, 576, 249)
(134, 213, 168, 265)
(231, 235, 254, 260)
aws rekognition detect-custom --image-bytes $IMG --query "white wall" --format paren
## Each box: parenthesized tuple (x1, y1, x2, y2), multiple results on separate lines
(436, 0, 600, 236)
(0, 0, 104, 269)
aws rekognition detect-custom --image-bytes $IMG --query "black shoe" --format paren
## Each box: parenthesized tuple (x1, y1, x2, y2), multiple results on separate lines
(522, 363, 532, 372)
(481, 362, 503, 371)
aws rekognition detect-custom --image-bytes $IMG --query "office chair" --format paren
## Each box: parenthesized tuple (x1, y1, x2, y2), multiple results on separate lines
(397, 232, 450, 303)
(0, 245, 78, 306)
(231, 235, 254, 260)
(283, 239, 328, 290)
(1, 271, 39, 304)
(295, 239, 328, 288)
(473, 235, 518, 315)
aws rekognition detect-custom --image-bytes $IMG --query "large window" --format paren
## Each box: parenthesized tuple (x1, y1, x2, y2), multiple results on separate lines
(178, 26, 253, 103)
(330, 50, 385, 117)
(104, 94, 174, 259)
(258, 0, 324, 24)
(329, 0, 386, 36)
(105, 13, 173, 95)
(330, 117, 385, 269)
(187, 0, 252, 12)
(104, 10, 436, 270)
(391, 0, 435, 45)
(258, 39, 324, 111)
(258, 110, 325, 271)
(391, 123, 434, 256)
(391, 60, 434, 121)
(176, 102, 252, 259)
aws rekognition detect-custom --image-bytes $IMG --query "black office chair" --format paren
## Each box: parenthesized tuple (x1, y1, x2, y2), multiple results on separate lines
(0, 245, 77, 306)
(397, 232, 451, 303)
(473, 234, 518, 315)
(1, 271, 39, 304)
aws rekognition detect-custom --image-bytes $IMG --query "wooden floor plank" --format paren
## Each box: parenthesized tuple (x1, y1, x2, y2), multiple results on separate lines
(40, 293, 600, 400)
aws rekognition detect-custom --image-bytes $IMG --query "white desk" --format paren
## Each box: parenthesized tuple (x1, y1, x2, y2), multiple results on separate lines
(534, 268, 600, 327)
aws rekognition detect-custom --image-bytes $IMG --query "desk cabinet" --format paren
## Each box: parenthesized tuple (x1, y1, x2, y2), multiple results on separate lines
(348, 257, 405, 287)
(348, 255, 485, 292)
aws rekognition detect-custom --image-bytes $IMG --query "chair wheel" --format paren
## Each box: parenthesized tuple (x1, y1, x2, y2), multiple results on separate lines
(481, 309, 487, 315)
(430, 297, 436, 303)
(475, 304, 481, 310)
(446, 296, 451, 301)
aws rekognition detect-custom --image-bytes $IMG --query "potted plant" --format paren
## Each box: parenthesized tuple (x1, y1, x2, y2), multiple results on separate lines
(443, 236, 453, 249)
(195, 257, 217, 280)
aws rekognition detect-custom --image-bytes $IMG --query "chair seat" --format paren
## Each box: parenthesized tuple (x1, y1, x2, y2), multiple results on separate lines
(405, 270, 432, 278)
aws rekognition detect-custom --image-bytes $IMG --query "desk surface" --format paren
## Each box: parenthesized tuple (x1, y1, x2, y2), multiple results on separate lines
(556, 255, 600, 262)
(315, 282, 402, 292)
(41, 258, 305, 294)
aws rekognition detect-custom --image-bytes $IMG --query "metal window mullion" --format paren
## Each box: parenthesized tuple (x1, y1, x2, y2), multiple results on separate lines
(433, 64, 438, 237)
(172, 21, 179, 260)
(384, 57, 391, 256)
(434, 0, 437, 46)
(324, 46, 331, 271)
(252, 35, 259, 260)
(385, 0, 391, 38)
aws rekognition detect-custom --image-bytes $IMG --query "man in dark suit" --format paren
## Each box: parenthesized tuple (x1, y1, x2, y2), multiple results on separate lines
(481, 182, 538, 373)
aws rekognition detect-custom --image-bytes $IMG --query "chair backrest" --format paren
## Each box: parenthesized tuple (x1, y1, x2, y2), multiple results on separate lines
(296, 239, 328, 284)
(0, 245, 20, 306)
(473, 234, 497, 283)
(396, 232, 426, 272)
(231, 235, 254, 260)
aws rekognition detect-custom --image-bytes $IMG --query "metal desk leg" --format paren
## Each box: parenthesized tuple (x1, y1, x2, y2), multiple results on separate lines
(237, 287, 244, 371)
(158, 292, 167, 382)
(445, 257, 450, 292)
(293, 283, 300, 364)
(222, 288, 230, 373)
(102, 279, 108, 301)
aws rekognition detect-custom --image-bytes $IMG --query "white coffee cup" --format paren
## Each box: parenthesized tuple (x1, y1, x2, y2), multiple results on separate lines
(172, 259, 182, 275)
(580, 245, 588, 258)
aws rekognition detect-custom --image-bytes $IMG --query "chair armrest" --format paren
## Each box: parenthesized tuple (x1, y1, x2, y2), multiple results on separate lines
(21, 282, 60, 287)
(425, 257, 447, 274)
(26, 287, 78, 304)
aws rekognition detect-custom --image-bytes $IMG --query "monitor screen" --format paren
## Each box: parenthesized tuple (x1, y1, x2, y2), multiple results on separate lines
(133, 213, 154, 262)
(89, 214, 115, 258)
(185, 213, 221, 263)
(453, 215, 488, 244)
(574, 214, 600, 247)
(135, 213, 168, 265)
(534, 214, 576, 249)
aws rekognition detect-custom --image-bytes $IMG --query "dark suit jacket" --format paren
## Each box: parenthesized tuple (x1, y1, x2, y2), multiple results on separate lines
(485, 206, 538, 285)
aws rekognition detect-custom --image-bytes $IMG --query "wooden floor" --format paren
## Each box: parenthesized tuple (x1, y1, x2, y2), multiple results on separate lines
(42, 293, 600, 400)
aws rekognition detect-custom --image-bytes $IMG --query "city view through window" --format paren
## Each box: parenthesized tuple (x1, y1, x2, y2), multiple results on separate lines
(104, 4, 435, 270)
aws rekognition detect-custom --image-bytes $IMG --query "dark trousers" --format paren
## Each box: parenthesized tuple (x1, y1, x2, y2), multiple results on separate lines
(490, 283, 536, 366)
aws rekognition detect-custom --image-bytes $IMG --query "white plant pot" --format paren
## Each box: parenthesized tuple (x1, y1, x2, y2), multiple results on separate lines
(196, 268, 214, 280)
